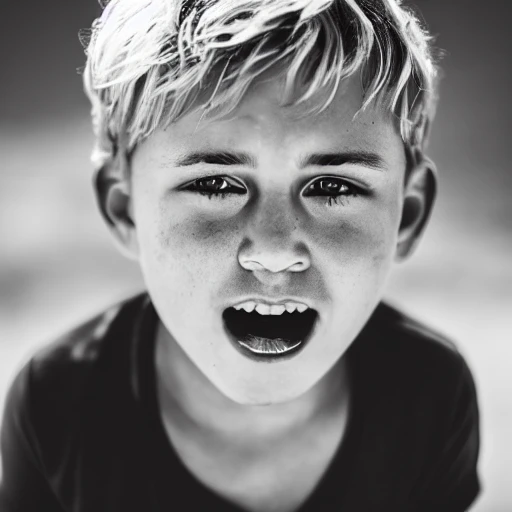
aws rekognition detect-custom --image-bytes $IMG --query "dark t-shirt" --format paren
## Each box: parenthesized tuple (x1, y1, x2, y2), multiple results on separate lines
(0, 293, 481, 511)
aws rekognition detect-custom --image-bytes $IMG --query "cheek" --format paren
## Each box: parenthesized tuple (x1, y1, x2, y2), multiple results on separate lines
(159, 212, 234, 253)
(313, 205, 399, 281)
(136, 196, 238, 288)
(311, 215, 397, 328)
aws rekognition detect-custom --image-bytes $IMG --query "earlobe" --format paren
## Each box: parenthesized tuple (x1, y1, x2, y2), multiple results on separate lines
(395, 153, 437, 261)
(93, 163, 140, 260)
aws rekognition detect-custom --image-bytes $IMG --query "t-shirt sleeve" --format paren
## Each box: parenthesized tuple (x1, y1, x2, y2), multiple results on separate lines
(415, 356, 481, 511)
(0, 360, 64, 512)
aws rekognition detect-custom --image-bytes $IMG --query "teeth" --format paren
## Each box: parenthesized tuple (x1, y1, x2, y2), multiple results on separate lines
(233, 301, 309, 315)
(270, 305, 286, 315)
(255, 303, 271, 315)
(233, 301, 256, 313)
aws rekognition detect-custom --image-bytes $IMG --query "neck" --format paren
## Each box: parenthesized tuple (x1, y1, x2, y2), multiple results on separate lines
(154, 320, 350, 442)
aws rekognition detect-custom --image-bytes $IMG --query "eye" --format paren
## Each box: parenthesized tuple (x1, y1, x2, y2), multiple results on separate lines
(303, 177, 363, 206)
(182, 176, 246, 199)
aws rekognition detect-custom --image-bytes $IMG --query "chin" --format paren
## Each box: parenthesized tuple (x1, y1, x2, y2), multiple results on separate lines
(219, 384, 305, 407)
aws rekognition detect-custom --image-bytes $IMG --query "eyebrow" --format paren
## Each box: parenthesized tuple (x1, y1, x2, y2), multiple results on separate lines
(174, 150, 386, 171)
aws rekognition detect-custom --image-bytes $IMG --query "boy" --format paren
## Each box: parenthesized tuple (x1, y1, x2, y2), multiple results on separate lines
(0, 0, 481, 510)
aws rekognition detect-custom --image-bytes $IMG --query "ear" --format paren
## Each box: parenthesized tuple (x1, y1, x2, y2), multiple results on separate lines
(395, 149, 437, 261)
(93, 152, 139, 260)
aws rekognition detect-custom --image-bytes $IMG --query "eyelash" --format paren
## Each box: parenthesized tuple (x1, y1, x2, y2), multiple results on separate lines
(304, 178, 361, 206)
(183, 176, 363, 206)
(185, 177, 242, 200)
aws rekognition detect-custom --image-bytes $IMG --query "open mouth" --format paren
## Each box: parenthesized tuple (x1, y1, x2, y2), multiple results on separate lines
(222, 306, 318, 361)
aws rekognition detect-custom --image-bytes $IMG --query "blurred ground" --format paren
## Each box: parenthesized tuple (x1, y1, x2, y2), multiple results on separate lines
(1, 0, 511, 510)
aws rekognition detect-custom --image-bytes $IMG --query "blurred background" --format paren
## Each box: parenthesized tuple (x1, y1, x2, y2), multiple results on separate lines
(0, 0, 510, 509)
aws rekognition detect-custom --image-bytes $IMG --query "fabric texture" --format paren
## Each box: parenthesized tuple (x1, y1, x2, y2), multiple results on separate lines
(0, 293, 481, 511)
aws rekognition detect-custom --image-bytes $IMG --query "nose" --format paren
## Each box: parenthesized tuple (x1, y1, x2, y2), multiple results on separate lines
(238, 200, 311, 278)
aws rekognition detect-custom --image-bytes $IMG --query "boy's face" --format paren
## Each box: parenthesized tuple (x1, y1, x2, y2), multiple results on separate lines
(103, 70, 434, 405)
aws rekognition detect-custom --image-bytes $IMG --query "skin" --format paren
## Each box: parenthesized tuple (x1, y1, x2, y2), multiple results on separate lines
(96, 67, 436, 510)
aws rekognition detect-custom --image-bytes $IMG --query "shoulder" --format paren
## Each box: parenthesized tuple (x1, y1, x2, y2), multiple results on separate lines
(350, 303, 481, 505)
(0, 294, 153, 508)
(354, 301, 479, 429)
(362, 301, 471, 383)
(365, 305, 482, 508)
(3, 293, 149, 446)
(29, 292, 147, 400)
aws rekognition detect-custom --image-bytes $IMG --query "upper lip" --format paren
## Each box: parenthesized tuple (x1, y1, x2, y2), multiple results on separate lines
(228, 297, 313, 308)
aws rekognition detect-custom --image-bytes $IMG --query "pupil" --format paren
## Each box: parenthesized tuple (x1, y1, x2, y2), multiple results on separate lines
(206, 178, 222, 190)
(320, 180, 338, 192)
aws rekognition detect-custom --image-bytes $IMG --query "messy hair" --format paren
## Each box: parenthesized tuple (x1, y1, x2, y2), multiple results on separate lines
(80, 0, 439, 170)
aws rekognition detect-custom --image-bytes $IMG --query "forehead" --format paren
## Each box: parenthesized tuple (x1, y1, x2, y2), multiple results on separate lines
(157, 71, 402, 157)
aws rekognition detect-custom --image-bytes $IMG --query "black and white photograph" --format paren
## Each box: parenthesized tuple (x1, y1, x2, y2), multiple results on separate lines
(0, 1, 510, 510)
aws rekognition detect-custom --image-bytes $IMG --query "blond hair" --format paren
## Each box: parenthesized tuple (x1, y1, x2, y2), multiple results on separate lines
(80, 0, 439, 170)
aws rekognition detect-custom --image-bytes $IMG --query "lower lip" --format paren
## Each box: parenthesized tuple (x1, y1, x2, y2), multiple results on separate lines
(222, 315, 319, 363)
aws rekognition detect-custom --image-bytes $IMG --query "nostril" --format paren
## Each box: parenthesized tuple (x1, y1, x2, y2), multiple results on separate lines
(240, 260, 265, 272)
(239, 258, 309, 274)
(287, 261, 308, 272)
(238, 241, 311, 274)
